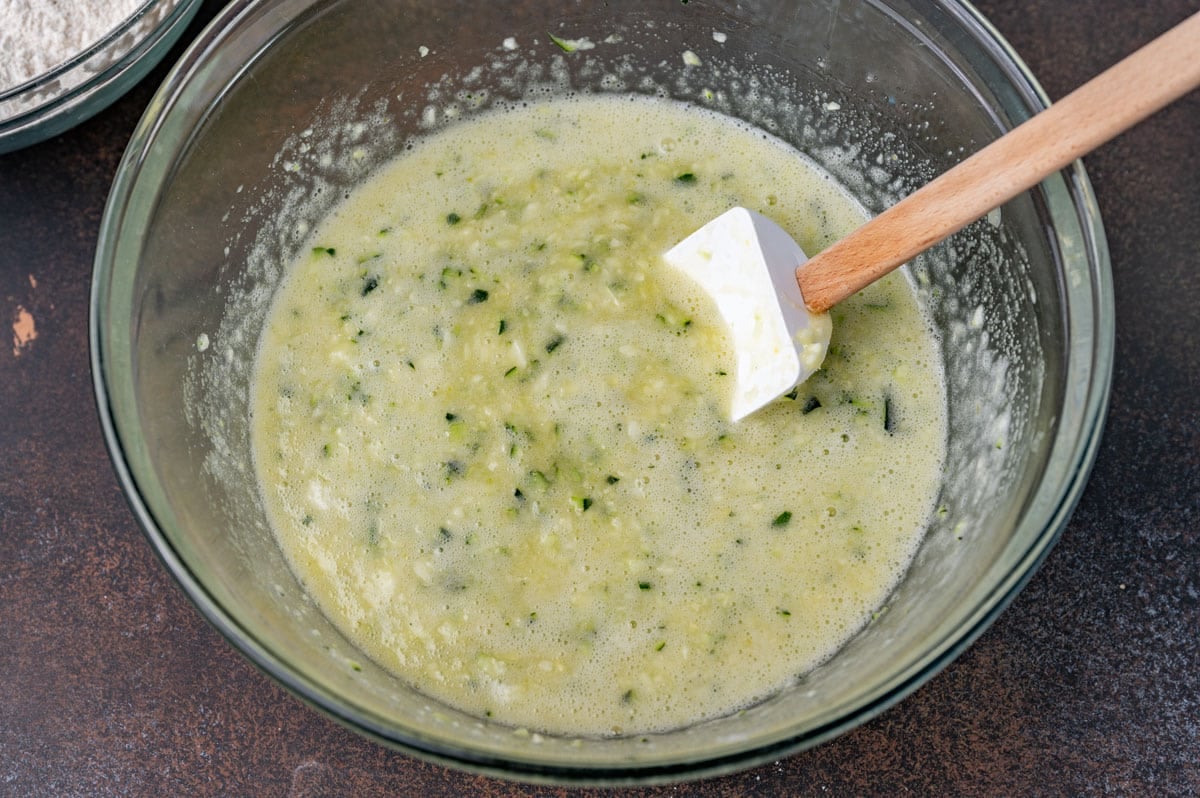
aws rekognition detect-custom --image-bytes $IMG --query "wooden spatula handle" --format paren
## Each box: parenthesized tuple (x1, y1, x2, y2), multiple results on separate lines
(796, 11, 1200, 314)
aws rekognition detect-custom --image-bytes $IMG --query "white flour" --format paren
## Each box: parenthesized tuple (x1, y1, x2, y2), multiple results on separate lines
(0, 0, 147, 91)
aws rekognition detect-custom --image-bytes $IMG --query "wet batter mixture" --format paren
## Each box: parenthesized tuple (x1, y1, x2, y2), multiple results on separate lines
(251, 94, 946, 735)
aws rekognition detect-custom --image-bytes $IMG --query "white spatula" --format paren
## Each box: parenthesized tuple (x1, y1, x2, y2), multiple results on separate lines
(666, 10, 1200, 421)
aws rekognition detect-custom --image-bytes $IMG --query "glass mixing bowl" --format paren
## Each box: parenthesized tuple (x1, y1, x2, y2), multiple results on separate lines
(91, 0, 1112, 784)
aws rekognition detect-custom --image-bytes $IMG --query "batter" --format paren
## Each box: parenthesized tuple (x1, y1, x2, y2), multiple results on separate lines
(251, 94, 946, 735)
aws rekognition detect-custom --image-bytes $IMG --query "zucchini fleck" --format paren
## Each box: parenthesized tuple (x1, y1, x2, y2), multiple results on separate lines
(547, 32, 578, 52)
(347, 381, 370, 405)
(655, 309, 692, 334)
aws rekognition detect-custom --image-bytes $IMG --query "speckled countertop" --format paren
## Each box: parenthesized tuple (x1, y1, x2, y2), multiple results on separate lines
(2, 1, 1197, 795)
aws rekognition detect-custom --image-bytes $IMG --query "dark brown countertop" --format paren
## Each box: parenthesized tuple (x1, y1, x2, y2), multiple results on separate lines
(2, 1, 1197, 794)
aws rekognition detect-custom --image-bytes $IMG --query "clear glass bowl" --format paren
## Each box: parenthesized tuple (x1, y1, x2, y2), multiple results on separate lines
(0, 0, 204, 153)
(91, 0, 1113, 784)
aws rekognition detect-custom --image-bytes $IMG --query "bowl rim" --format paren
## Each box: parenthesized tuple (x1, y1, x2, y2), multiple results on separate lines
(90, 0, 1114, 784)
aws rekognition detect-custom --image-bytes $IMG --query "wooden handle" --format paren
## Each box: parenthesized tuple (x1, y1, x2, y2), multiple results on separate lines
(797, 10, 1200, 314)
